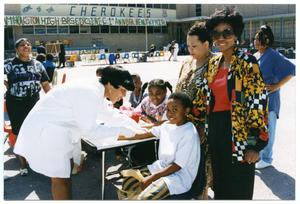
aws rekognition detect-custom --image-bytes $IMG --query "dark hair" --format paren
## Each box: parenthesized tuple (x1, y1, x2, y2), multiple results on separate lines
(36, 54, 46, 63)
(206, 7, 244, 39)
(188, 21, 212, 46)
(256, 25, 274, 46)
(143, 79, 173, 93)
(168, 92, 193, 109)
(96, 67, 104, 77)
(15, 38, 30, 48)
(131, 73, 141, 81)
(46, 53, 54, 61)
(100, 65, 134, 91)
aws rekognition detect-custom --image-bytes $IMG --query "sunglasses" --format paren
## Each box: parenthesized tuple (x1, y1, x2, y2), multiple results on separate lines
(211, 28, 235, 40)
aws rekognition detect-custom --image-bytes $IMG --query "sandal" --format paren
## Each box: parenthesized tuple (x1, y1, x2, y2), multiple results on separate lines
(20, 168, 28, 176)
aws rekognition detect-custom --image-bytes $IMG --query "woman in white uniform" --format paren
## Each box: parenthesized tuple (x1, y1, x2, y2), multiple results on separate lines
(14, 65, 138, 200)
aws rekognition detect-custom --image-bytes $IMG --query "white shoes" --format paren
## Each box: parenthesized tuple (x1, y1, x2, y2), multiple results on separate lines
(255, 160, 272, 169)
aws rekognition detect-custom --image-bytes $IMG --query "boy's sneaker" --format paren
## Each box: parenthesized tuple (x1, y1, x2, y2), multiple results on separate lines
(255, 160, 271, 169)
(20, 168, 28, 176)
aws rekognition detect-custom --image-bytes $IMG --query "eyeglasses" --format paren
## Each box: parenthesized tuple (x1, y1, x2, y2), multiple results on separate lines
(211, 28, 235, 40)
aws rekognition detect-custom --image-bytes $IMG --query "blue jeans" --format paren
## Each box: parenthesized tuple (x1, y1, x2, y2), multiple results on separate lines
(259, 111, 277, 164)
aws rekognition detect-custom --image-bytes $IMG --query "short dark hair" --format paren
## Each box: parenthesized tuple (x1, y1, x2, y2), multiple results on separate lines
(256, 25, 274, 46)
(131, 73, 141, 81)
(206, 7, 244, 39)
(46, 53, 54, 61)
(15, 38, 30, 48)
(36, 54, 46, 63)
(100, 65, 134, 91)
(96, 67, 104, 77)
(188, 21, 212, 46)
(168, 92, 193, 109)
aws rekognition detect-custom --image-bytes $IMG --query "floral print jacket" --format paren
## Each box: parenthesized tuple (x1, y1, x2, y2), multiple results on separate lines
(189, 48, 269, 162)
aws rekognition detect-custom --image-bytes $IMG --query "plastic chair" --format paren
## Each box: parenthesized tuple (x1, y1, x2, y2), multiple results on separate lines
(122, 52, 130, 63)
(99, 53, 107, 64)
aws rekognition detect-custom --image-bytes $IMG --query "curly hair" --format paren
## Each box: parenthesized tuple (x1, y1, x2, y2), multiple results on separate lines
(188, 21, 212, 46)
(206, 7, 244, 39)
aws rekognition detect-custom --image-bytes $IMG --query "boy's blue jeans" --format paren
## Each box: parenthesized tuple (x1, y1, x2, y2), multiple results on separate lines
(259, 111, 277, 164)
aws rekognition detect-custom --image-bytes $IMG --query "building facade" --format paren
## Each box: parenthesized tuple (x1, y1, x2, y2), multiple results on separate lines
(4, 4, 295, 54)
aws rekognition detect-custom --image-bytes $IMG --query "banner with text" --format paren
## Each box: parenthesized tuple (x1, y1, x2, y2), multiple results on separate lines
(5, 15, 167, 27)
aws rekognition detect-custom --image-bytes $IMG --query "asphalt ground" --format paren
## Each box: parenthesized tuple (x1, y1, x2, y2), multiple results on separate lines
(2, 56, 296, 201)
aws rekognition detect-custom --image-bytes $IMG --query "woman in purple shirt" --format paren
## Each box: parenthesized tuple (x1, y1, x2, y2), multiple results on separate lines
(254, 25, 295, 169)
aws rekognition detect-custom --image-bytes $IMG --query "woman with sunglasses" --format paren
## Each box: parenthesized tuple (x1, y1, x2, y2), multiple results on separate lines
(253, 25, 295, 170)
(176, 21, 213, 199)
(193, 7, 269, 199)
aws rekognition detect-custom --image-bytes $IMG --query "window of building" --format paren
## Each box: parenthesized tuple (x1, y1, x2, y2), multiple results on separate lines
(196, 4, 202, 16)
(273, 20, 281, 39)
(80, 26, 90, 34)
(147, 26, 154, 33)
(169, 4, 176, 9)
(101, 25, 109, 33)
(35, 26, 46, 34)
(153, 4, 161, 9)
(109, 4, 118, 6)
(154, 26, 161, 33)
(110, 26, 119, 33)
(162, 26, 168, 33)
(22, 26, 34, 34)
(146, 4, 153, 8)
(46, 26, 58, 34)
(128, 4, 136, 7)
(129, 26, 137, 33)
(162, 4, 168, 9)
(70, 26, 79, 34)
(138, 26, 145, 33)
(119, 4, 127, 7)
(283, 19, 295, 38)
(58, 26, 69, 34)
(120, 26, 128, 33)
(91, 26, 100, 33)
(136, 4, 144, 8)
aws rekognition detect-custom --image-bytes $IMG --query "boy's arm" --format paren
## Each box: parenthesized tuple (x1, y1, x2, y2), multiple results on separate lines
(140, 163, 181, 190)
(118, 131, 154, 140)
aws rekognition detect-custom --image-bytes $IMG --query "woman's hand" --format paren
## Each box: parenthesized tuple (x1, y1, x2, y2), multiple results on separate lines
(244, 150, 259, 164)
(265, 84, 279, 93)
(117, 135, 134, 140)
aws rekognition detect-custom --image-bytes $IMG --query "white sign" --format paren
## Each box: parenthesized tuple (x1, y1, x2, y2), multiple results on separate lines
(20, 4, 176, 19)
(5, 15, 167, 26)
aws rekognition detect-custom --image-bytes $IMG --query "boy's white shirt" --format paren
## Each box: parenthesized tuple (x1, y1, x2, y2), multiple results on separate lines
(147, 122, 201, 195)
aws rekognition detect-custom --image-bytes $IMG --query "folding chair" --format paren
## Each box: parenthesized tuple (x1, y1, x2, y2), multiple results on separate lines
(99, 53, 107, 64)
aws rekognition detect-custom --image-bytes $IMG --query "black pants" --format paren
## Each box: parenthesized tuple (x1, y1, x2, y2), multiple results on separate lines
(208, 111, 255, 200)
(5, 94, 39, 135)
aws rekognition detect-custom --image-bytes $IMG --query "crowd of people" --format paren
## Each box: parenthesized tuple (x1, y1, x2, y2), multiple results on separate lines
(4, 6, 295, 201)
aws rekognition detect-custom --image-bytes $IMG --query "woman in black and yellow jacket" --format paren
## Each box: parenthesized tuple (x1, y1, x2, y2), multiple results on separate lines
(190, 7, 268, 200)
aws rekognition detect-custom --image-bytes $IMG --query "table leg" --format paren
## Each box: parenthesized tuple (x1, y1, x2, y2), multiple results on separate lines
(101, 150, 105, 200)
(154, 140, 158, 160)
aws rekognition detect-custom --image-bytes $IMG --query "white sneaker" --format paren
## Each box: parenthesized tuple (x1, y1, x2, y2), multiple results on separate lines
(255, 160, 271, 169)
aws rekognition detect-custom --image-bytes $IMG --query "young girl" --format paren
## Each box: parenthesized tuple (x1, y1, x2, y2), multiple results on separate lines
(134, 79, 173, 125)
(131, 79, 172, 165)
(118, 92, 201, 200)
